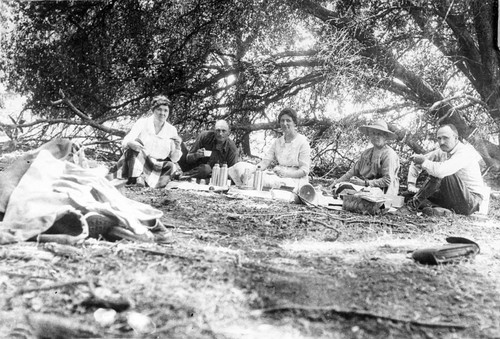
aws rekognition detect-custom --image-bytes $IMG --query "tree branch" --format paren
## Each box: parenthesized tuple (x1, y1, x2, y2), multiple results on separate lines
(0, 118, 125, 137)
(254, 303, 467, 330)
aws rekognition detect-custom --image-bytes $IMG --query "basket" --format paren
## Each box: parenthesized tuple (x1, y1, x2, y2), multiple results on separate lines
(342, 194, 385, 215)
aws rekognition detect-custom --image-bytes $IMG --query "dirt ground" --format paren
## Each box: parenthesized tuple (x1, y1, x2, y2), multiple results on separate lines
(1, 179, 500, 338)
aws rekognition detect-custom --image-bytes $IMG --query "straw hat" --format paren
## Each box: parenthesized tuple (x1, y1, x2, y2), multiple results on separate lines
(358, 119, 396, 138)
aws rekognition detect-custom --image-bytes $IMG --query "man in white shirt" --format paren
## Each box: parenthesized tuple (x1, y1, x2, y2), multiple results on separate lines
(407, 124, 485, 216)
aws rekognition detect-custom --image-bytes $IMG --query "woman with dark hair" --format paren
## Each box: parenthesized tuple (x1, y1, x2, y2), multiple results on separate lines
(110, 95, 182, 188)
(229, 107, 311, 190)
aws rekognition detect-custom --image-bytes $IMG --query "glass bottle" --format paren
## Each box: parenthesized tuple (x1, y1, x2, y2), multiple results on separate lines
(219, 163, 228, 187)
(210, 163, 220, 186)
(253, 166, 263, 190)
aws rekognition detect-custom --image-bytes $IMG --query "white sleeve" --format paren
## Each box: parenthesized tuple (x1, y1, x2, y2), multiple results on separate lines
(122, 118, 146, 148)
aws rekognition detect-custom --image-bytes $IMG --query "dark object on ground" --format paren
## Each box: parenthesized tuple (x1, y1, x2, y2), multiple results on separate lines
(85, 212, 118, 239)
(412, 237, 480, 265)
(342, 194, 385, 215)
(400, 190, 416, 203)
(334, 183, 357, 198)
(80, 293, 131, 312)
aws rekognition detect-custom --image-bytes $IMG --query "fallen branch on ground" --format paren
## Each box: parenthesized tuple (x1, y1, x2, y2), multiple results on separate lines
(128, 245, 200, 261)
(253, 305, 467, 330)
(1, 271, 54, 280)
(313, 220, 341, 241)
(14, 279, 90, 296)
(264, 210, 417, 235)
(303, 211, 421, 231)
(253, 304, 467, 330)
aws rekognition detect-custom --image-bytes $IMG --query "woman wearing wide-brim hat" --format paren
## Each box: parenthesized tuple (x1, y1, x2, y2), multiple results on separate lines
(332, 119, 400, 195)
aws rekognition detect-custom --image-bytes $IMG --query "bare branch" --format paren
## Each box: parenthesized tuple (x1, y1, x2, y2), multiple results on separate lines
(0, 118, 125, 137)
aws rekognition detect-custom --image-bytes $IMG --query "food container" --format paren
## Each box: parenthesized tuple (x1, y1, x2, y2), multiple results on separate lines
(342, 194, 384, 215)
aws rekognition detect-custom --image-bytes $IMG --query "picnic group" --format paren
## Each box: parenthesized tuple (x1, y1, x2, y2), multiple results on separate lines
(109, 95, 487, 218)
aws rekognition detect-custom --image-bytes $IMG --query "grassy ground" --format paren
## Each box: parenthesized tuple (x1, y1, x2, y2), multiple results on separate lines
(1, 182, 500, 338)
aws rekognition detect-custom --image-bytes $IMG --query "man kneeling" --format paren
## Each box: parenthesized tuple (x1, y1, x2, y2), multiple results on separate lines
(407, 124, 485, 216)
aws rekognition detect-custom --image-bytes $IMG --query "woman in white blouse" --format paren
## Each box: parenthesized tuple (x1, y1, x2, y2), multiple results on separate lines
(112, 95, 182, 188)
(256, 107, 311, 189)
(229, 107, 311, 191)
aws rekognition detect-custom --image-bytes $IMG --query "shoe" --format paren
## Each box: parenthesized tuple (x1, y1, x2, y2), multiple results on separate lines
(136, 176, 146, 187)
(422, 206, 453, 217)
(171, 171, 182, 181)
(395, 205, 418, 215)
(125, 177, 137, 186)
(400, 198, 420, 214)
(406, 199, 418, 211)
(407, 197, 435, 211)
(84, 212, 118, 239)
(156, 175, 171, 188)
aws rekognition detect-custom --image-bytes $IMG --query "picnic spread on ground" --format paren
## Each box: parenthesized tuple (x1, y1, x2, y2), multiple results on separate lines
(0, 112, 493, 339)
(0, 136, 496, 339)
(0, 137, 487, 251)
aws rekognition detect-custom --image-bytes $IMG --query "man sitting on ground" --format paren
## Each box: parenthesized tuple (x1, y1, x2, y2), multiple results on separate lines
(407, 124, 485, 216)
(181, 120, 239, 180)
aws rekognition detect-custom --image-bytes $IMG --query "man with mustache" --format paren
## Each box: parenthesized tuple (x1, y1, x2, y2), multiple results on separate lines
(407, 124, 486, 216)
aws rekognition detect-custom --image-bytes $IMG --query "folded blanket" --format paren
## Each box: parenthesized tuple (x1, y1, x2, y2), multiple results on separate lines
(110, 140, 177, 188)
(0, 139, 163, 244)
(114, 150, 166, 188)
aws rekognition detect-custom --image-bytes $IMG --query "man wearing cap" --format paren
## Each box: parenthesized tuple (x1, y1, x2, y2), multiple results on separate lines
(406, 124, 485, 216)
(110, 95, 182, 188)
(332, 119, 400, 195)
(179, 120, 239, 180)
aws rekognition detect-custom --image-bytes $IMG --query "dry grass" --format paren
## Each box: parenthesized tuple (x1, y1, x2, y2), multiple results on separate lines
(1, 185, 500, 338)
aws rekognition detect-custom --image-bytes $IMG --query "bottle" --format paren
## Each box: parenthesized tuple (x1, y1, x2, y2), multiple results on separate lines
(253, 166, 263, 191)
(218, 163, 228, 187)
(242, 168, 251, 187)
(210, 163, 220, 186)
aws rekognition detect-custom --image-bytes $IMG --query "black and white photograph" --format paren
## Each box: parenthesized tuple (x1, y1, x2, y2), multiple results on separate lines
(0, 1, 499, 338)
